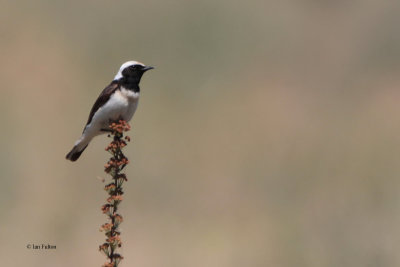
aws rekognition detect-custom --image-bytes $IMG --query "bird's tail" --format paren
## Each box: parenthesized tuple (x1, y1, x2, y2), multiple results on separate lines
(66, 142, 88, 161)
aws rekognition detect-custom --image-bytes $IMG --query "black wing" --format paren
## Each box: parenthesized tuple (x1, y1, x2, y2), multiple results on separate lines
(84, 81, 120, 129)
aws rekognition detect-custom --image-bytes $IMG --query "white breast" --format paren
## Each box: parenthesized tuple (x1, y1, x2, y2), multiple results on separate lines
(120, 87, 140, 100)
(90, 87, 139, 129)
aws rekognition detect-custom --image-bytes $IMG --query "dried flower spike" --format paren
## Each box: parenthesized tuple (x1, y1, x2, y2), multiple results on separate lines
(99, 120, 130, 267)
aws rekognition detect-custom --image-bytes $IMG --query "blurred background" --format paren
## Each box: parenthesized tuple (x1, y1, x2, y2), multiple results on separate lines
(1, 1, 400, 266)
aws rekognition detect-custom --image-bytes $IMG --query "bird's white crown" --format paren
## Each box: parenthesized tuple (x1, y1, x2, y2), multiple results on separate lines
(114, 60, 145, 80)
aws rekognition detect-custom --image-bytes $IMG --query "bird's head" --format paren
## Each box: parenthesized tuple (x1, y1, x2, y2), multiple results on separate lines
(114, 61, 154, 84)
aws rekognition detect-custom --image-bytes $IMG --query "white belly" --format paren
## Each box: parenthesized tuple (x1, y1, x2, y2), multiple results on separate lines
(74, 87, 140, 149)
(90, 88, 139, 130)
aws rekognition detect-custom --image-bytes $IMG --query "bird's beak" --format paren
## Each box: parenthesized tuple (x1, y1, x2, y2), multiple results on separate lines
(143, 66, 154, 72)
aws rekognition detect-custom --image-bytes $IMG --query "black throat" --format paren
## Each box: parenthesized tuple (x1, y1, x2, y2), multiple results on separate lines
(118, 77, 140, 92)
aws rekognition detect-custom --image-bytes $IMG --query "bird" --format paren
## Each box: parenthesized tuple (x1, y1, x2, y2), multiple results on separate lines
(66, 60, 154, 161)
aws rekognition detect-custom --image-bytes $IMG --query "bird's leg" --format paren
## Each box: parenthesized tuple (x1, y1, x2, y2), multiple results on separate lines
(102, 118, 119, 133)
(103, 117, 128, 133)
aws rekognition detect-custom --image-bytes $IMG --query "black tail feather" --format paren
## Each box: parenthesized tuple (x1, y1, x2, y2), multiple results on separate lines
(66, 145, 88, 162)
